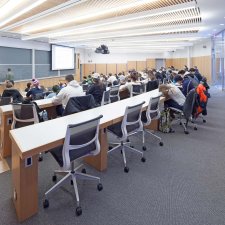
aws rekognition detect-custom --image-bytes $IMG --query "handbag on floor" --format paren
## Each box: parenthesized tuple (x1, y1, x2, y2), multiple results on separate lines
(159, 108, 171, 133)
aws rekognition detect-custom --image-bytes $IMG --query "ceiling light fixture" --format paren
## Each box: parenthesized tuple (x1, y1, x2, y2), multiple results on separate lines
(0, 0, 47, 28)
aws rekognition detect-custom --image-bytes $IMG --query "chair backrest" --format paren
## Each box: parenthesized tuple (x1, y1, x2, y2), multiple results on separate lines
(0, 97, 12, 106)
(33, 92, 44, 100)
(121, 101, 145, 139)
(62, 115, 103, 170)
(101, 90, 110, 106)
(11, 103, 39, 129)
(183, 89, 197, 119)
(63, 94, 96, 116)
(82, 84, 89, 92)
(146, 80, 159, 92)
(142, 95, 161, 126)
(130, 84, 142, 97)
(110, 85, 120, 103)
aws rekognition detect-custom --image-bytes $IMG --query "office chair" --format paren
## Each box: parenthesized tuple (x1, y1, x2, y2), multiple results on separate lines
(0, 96, 12, 106)
(141, 96, 163, 150)
(11, 103, 43, 161)
(101, 89, 110, 106)
(107, 101, 146, 173)
(168, 89, 197, 134)
(82, 84, 89, 92)
(146, 80, 159, 92)
(109, 85, 120, 103)
(130, 84, 142, 97)
(63, 95, 96, 116)
(43, 115, 103, 216)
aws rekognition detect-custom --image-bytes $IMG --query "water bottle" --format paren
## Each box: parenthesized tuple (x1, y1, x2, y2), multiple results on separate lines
(42, 110, 48, 121)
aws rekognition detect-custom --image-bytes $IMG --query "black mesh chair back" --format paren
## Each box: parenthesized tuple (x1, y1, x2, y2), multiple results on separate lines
(142, 96, 161, 126)
(183, 89, 197, 120)
(33, 92, 44, 100)
(131, 84, 142, 97)
(146, 80, 159, 92)
(0, 97, 12, 106)
(51, 115, 103, 169)
(101, 90, 110, 106)
(82, 84, 89, 92)
(110, 85, 120, 103)
(63, 95, 96, 116)
(11, 103, 39, 129)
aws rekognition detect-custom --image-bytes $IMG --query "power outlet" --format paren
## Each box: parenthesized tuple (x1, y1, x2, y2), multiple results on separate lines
(25, 157, 32, 167)
(7, 118, 12, 125)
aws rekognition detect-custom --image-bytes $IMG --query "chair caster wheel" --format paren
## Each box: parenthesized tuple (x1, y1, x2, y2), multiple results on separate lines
(52, 175, 57, 182)
(179, 122, 182, 126)
(76, 206, 82, 216)
(81, 168, 86, 174)
(159, 142, 163, 146)
(142, 146, 147, 151)
(43, 199, 49, 209)
(130, 146, 134, 148)
(71, 180, 73, 185)
(108, 146, 113, 150)
(97, 183, 103, 191)
(124, 166, 129, 173)
(203, 119, 206, 123)
(184, 131, 189, 134)
(120, 150, 123, 154)
(38, 156, 43, 162)
(126, 139, 130, 142)
(194, 127, 197, 131)
(141, 157, 146, 163)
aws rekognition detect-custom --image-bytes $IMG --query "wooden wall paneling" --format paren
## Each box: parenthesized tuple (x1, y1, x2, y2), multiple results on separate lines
(96, 64, 107, 75)
(137, 61, 147, 71)
(172, 58, 187, 70)
(117, 64, 127, 73)
(146, 59, 156, 69)
(127, 61, 137, 71)
(165, 59, 173, 68)
(106, 64, 117, 75)
(84, 64, 96, 76)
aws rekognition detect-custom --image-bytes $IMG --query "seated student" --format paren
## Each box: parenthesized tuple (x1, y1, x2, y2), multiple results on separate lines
(146, 70, 159, 91)
(159, 84, 185, 111)
(46, 85, 60, 99)
(107, 73, 117, 86)
(24, 82, 31, 92)
(173, 75, 183, 88)
(82, 76, 88, 84)
(120, 72, 141, 94)
(182, 69, 198, 97)
(2, 80, 23, 103)
(194, 66, 203, 82)
(26, 79, 44, 100)
(52, 74, 84, 109)
(86, 73, 106, 105)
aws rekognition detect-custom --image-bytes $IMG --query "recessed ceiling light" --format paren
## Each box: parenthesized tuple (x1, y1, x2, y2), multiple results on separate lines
(220, 23, 225, 26)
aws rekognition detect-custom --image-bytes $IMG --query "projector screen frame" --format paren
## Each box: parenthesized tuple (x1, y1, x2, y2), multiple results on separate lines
(51, 44, 75, 71)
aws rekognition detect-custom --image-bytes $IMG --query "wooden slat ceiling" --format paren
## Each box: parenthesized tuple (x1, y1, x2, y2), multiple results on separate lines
(0, 0, 202, 52)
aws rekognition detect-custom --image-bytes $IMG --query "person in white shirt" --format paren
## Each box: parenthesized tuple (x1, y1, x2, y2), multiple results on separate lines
(120, 72, 141, 94)
(159, 83, 185, 110)
(107, 73, 117, 85)
(52, 74, 84, 109)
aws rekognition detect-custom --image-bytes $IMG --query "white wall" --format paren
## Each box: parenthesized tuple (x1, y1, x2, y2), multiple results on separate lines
(191, 39, 211, 57)
(82, 50, 164, 64)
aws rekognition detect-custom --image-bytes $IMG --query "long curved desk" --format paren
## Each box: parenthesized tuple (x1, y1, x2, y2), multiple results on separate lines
(9, 89, 163, 222)
(0, 98, 58, 158)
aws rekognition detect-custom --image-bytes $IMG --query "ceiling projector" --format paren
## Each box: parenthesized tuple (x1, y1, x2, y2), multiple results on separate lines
(95, 45, 110, 54)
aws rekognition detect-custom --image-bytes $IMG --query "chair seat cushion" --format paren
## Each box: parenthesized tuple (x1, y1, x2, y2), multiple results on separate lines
(50, 142, 96, 167)
(108, 122, 140, 138)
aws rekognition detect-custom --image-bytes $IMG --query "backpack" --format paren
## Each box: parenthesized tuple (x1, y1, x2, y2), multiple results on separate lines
(159, 108, 172, 133)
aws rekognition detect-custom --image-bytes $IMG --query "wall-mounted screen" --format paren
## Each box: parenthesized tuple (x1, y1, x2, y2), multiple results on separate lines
(51, 45, 75, 70)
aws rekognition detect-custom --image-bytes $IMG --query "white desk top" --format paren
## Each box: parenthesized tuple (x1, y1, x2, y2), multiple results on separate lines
(0, 98, 55, 115)
(10, 89, 161, 159)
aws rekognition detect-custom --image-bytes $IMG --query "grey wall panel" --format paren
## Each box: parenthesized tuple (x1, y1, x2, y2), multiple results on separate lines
(35, 50, 50, 64)
(0, 46, 32, 64)
(35, 65, 58, 78)
(0, 65, 32, 81)
(60, 69, 75, 75)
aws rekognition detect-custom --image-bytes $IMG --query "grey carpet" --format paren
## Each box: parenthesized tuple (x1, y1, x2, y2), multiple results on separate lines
(1, 87, 225, 225)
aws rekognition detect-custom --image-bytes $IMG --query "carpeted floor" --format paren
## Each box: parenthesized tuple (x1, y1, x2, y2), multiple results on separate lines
(0, 87, 225, 225)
